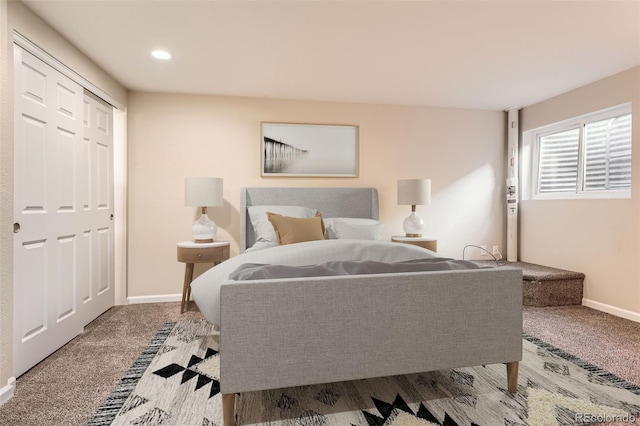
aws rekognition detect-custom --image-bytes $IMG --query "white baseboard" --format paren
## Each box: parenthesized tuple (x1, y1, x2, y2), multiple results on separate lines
(582, 298, 640, 324)
(127, 293, 182, 305)
(0, 376, 16, 407)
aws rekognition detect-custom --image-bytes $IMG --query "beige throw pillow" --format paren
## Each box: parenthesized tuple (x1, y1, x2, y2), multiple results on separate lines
(267, 212, 325, 245)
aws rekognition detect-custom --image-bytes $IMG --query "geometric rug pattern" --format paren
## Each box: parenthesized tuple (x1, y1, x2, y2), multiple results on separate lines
(90, 319, 640, 425)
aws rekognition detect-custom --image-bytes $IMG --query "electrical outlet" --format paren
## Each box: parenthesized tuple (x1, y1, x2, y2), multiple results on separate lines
(480, 245, 487, 256)
(493, 245, 500, 255)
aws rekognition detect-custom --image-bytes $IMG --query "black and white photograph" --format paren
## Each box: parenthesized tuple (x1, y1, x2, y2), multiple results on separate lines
(261, 122, 358, 177)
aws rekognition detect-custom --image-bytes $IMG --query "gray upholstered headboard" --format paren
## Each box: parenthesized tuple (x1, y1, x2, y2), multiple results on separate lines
(240, 187, 379, 252)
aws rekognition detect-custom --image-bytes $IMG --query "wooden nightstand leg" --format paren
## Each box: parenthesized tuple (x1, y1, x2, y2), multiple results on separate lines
(181, 263, 195, 314)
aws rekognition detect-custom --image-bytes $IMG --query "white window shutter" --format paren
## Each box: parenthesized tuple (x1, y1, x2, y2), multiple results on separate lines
(584, 114, 631, 191)
(538, 128, 580, 193)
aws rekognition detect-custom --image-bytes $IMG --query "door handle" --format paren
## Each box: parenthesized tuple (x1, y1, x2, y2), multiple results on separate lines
(110, 214, 114, 220)
(13, 223, 20, 233)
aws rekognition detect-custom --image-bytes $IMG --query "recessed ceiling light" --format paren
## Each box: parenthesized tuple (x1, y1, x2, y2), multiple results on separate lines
(151, 50, 172, 60)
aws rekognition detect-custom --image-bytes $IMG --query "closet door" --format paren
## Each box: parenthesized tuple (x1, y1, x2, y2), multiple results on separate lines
(80, 92, 115, 325)
(13, 45, 114, 377)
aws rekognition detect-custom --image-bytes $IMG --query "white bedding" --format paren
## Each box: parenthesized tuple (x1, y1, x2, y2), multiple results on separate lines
(190, 239, 436, 327)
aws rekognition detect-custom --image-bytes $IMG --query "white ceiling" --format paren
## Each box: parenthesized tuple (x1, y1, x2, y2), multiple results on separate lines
(21, 0, 640, 110)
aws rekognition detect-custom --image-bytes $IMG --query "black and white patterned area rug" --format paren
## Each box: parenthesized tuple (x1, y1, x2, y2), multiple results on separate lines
(89, 319, 640, 425)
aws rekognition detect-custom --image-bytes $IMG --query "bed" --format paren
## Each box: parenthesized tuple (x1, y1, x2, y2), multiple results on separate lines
(190, 187, 523, 426)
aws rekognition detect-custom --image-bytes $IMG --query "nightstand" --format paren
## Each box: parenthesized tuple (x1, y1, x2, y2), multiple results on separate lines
(391, 236, 437, 252)
(177, 240, 230, 313)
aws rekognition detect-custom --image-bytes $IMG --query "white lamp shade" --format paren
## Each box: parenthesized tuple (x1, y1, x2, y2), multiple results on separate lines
(397, 179, 431, 205)
(185, 177, 223, 207)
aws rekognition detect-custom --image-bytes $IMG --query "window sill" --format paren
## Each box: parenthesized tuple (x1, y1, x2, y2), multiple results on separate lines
(530, 190, 631, 201)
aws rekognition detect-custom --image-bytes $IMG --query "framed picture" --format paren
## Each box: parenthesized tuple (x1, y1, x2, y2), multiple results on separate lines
(261, 122, 359, 177)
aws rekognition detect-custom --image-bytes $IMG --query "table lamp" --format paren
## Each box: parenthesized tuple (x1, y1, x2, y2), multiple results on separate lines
(397, 178, 431, 237)
(185, 177, 223, 242)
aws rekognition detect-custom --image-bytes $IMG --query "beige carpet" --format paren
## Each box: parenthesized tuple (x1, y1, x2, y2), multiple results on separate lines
(523, 306, 640, 387)
(90, 319, 640, 425)
(0, 304, 638, 426)
(0, 302, 202, 426)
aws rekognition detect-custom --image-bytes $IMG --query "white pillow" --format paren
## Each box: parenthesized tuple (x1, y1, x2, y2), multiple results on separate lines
(246, 205, 318, 251)
(324, 218, 384, 240)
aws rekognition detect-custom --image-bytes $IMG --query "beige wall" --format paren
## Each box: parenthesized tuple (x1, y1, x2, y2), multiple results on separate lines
(520, 67, 640, 317)
(0, 0, 126, 392)
(127, 92, 506, 297)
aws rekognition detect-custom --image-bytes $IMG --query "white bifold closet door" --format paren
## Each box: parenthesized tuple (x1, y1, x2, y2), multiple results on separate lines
(13, 45, 114, 377)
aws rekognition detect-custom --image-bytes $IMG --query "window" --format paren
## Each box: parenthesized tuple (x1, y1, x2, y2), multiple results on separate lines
(533, 104, 632, 198)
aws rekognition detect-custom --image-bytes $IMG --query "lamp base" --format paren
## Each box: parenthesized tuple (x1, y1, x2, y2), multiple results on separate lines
(192, 213, 217, 243)
(405, 233, 422, 238)
(194, 238, 214, 243)
(403, 210, 424, 238)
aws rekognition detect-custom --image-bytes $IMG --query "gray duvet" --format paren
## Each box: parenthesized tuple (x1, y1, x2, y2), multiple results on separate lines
(192, 240, 440, 326)
(191, 239, 479, 327)
(229, 257, 488, 281)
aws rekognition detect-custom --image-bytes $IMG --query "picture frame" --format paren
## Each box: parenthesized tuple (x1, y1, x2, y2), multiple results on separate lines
(261, 122, 359, 177)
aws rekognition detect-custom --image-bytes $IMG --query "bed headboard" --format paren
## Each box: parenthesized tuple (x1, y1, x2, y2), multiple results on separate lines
(240, 187, 379, 252)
